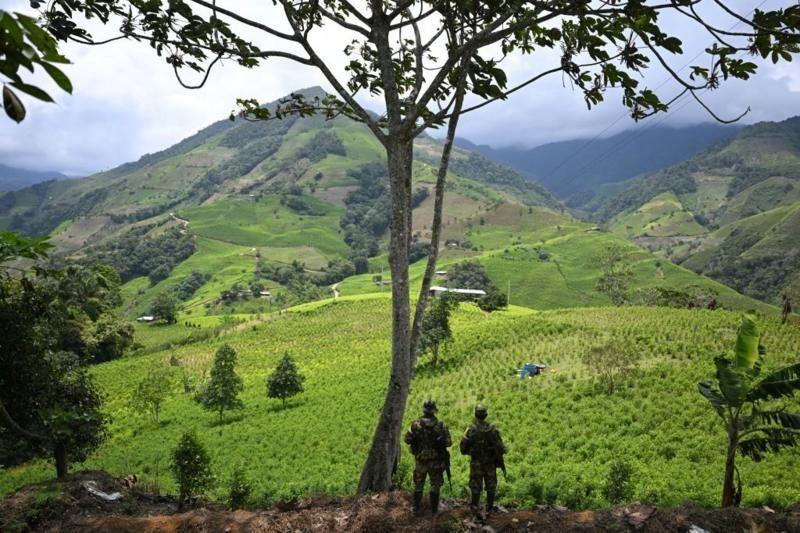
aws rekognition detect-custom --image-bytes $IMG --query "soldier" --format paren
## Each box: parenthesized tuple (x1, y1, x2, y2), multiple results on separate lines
(782, 294, 792, 325)
(460, 403, 507, 514)
(404, 399, 452, 515)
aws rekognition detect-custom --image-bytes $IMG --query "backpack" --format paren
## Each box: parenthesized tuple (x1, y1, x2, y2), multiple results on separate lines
(412, 419, 445, 461)
(467, 424, 498, 462)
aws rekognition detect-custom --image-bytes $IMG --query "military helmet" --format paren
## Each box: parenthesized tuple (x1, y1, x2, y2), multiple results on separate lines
(422, 399, 437, 415)
(474, 403, 488, 419)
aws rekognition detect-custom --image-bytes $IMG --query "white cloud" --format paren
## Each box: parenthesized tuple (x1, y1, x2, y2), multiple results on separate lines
(1, 1, 799, 173)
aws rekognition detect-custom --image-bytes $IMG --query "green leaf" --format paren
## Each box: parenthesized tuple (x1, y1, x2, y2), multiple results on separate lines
(41, 62, 73, 94)
(739, 428, 799, 461)
(698, 381, 726, 417)
(9, 81, 53, 102)
(734, 311, 760, 370)
(756, 410, 800, 429)
(748, 363, 800, 402)
(3, 85, 26, 123)
(715, 356, 747, 407)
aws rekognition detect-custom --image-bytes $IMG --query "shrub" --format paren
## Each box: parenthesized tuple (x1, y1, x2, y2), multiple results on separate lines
(602, 460, 634, 505)
(227, 465, 252, 510)
(170, 431, 213, 508)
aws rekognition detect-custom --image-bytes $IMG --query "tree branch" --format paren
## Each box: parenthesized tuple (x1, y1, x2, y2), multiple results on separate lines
(0, 398, 45, 443)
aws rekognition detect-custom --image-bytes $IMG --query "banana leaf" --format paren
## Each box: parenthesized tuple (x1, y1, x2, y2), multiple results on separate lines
(755, 409, 800, 429)
(715, 356, 748, 407)
(739, 428, 799, 461)
(747, 363, 800, 402)
(698, 381, 725, 417)
(734, 311, 760, 370)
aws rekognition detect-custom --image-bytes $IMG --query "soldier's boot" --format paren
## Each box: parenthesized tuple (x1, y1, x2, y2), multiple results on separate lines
(486, 490, 496, 514)
(412, 491, 423, 515)
(470, 491, 480, 510)
(430, 492, 440, 515)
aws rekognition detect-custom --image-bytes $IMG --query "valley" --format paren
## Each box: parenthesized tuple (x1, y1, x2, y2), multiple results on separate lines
(1, 91, 798, 521)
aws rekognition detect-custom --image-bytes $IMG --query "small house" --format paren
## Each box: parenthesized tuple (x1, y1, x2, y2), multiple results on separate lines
(259, 290, 272, 298)
(136, 315, 155, 323)
(428, 286, 486, 301)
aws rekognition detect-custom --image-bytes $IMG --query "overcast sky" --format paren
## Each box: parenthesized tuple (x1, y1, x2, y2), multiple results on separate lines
(1, 1, 799, 176)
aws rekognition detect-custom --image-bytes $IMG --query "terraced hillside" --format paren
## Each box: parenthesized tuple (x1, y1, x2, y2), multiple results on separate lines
(575, 117, 800, 304)
(0, 87, 764, 320)
(2, 296, 798, 509)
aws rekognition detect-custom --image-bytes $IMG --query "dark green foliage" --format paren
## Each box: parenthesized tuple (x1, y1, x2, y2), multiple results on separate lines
(409, 240, 431, 263)
(296, 130, 346, 163)
(478, 287, 508, 313)
(0, 10, 73, 123)
(0, 230, 51, 262)
(340, 162, 390, 263)
(227, 465, 252, 510)
(196, 344, 244, 422)
(151, 293, 178, 324)
(631, 286, 719, 309)
(411, 187, 429, 208)
(602, 460, 634, 504)
(0, 261, 112, 475)
(83, 314, 135, 363)
(170, 431, 213, 507)
(702, 237, 800, 304)
(266, 353, 305, 407)
(148, 264, 171, 286)
(131, 366, 172, 424)
(320, 258, 356, 285)
(418, 295, 457, 367)
(698, 313, 800, 506)
(85, 225, 195, 283)
(255, 259, 327, 305)
(281, 194, 326, 216)
(173, 270, 211, 301)
(447, 261, 496, 294)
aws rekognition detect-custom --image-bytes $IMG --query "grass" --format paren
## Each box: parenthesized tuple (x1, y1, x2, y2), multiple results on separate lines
(611, 192, 707, 238)
(2, 296, 798, 509)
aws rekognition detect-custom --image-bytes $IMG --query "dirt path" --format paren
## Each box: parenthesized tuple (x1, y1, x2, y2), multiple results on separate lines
(3, 472, 799, 533)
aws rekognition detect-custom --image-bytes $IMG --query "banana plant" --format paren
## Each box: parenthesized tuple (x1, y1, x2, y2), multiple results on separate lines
(698, 311, 800, 507)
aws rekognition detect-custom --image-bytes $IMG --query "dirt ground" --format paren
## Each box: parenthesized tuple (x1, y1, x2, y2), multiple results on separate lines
(2, 471, 799, 532)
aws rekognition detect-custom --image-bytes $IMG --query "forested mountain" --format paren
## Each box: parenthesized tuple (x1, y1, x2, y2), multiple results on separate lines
(0, 163, 67, 191)
(0, 88, 768, 318)
(457, 123, 736, 201)
(578, 116, 800, 304)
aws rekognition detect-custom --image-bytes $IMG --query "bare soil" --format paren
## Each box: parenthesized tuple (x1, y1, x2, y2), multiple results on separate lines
(2, 471, 799, 532)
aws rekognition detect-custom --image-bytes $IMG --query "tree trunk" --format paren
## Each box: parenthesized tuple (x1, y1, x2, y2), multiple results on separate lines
(358, 138, 414, 494)
(54, 441, 68, 480)
(721, 427, 738, 507)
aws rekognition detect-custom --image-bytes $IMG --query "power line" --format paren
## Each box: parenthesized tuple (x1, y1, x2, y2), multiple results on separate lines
(541, 0, 768, 187)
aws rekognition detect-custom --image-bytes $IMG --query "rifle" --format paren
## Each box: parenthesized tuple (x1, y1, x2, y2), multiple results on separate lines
(443, 449, 453, 493)
(497, 452, 507, 480)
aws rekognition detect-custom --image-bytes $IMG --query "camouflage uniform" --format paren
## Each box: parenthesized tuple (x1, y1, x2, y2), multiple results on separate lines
(404, 400, 452, 514)
(460, 404, 507, 513)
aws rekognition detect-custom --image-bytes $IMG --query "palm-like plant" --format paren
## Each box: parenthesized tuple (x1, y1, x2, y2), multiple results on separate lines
(699, 311, 800, 507)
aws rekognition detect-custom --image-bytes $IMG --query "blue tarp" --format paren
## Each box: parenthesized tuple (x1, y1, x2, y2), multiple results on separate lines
(519, 363, 547, 379)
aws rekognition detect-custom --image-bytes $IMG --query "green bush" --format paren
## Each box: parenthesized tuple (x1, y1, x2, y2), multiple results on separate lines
(602, 460, 634, 504)
(170, 431, 213, 507)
